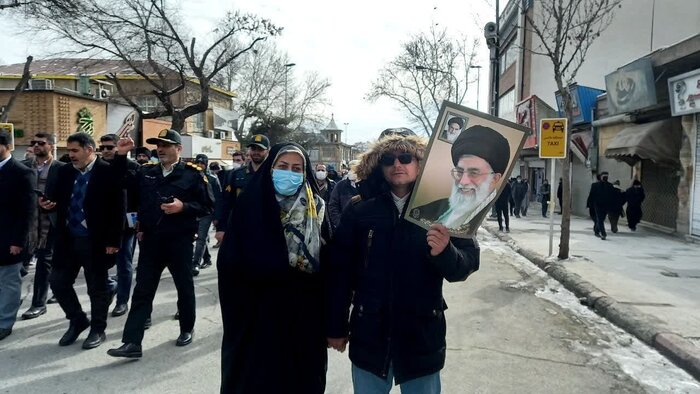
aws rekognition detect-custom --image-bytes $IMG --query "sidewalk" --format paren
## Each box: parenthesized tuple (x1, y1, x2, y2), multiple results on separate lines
(483, 207, 700, 381)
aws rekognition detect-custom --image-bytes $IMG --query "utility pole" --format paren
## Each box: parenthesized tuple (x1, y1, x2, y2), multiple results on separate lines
(284, 63, 296, 119)
(470, 65, 482, 111)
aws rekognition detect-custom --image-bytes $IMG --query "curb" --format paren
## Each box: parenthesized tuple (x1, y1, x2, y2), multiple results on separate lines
(483, 222, 700, 381)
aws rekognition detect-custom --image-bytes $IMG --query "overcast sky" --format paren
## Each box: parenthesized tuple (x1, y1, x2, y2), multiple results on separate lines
(0, 0, 498, 143)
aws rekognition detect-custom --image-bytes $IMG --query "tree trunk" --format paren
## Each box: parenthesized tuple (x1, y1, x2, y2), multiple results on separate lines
(557, 84, 576, 260)
(171, 112, 186, 132)
(0, 56, 33, 123)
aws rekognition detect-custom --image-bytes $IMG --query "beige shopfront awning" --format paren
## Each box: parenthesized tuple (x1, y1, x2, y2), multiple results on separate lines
(604, 118, 682, 168)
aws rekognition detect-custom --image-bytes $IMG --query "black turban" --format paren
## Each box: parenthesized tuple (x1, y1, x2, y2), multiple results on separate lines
(451, 125, 510, 174)
(448, 117, 464, 129)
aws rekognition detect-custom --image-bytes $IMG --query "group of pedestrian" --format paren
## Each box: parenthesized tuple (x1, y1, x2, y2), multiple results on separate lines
(1, 128, 482, 393)
(586, 171, 646, 240)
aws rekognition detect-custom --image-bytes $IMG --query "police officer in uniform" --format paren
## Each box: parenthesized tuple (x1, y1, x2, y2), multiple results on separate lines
(214, 134, 270, 244)
(107, 129, 214, 358)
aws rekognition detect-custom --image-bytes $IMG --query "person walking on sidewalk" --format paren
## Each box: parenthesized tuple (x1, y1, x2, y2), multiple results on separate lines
(586, 171, 615, 240)
(539, 179, 551, 218)
(21, 133, 64, 320)
(625, 180, 645, 231)
(42, 132, 124, 349)
(608, 180, 626, 233)
(98, 133, 140, 318)
(217, 143, 331, 393)
(0, 130, 36, 341)
(512, 176, 527, 218)
(191, 154, 221, 275)
(107, 131, 214, 358)
(495, 180, 511, 232)
(556, 178, 563, 214)
(326, 134, 480, 393)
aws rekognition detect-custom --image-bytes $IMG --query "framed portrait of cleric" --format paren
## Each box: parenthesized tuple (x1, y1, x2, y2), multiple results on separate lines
(404, 101, 528, 238)
(438, 113, 469, 144)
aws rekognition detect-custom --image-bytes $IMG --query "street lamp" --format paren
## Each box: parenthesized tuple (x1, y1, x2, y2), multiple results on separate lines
(415, 64, 460, 101)
(470, 65, 482, 111)
(284, 62, 296, 119)
(343, 122, 349, 144)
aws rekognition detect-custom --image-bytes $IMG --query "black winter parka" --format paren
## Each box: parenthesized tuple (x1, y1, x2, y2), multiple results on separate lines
(327, 191, 480, 383)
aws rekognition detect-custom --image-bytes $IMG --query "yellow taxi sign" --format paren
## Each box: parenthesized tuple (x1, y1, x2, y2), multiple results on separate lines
(539, 118, 568, 158)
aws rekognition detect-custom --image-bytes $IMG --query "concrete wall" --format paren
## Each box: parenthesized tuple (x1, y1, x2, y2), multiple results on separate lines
(528, 0, 700, 108)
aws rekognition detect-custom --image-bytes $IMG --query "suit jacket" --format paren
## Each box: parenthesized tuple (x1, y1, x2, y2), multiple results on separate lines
(0, 157, 37, 266)
(22, 157, 65, 229)
(51, 158, 125, 268)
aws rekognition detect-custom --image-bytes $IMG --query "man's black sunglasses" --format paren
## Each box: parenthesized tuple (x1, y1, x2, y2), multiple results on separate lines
(99, 145, 116, 151)
(30, 140, 47, 146)
(379, 153, 414, 166)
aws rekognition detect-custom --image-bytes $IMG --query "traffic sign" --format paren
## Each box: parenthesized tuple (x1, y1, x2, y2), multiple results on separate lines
(539, 118, 568, 158)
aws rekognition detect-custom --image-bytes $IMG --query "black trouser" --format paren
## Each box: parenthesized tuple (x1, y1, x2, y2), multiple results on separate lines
(594, 208, 608, 237)
(541, 196, 549, 217)
(496, 206, 509, 230)
(122, 233, 195, 345)
(49, 236, 110, 332)
(31, 246, 53, 308)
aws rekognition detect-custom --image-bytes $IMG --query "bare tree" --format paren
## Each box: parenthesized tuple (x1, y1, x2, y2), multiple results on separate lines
(0, 56, 32, 123)
(15, 0, 280, 134)
(521, 0, 622, 258)
(367, 25, 479, 135)
(216, 41, 331, 139)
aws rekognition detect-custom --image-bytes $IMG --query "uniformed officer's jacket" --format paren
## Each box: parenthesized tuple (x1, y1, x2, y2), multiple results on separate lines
(215, 163, 255, 231)
(128, 159, 214, 237)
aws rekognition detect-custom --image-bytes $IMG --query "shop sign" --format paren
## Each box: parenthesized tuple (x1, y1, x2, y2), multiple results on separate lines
(605, 58, 657, 115)
(669, 68, 700, 116)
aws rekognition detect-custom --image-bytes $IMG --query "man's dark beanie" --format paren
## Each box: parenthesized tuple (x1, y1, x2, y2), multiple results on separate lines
(451, 125, 510, 174)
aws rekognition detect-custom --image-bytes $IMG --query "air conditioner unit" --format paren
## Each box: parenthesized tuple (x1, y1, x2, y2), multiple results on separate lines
(96, 86, 111, 99)
(27, 79, 54, 90)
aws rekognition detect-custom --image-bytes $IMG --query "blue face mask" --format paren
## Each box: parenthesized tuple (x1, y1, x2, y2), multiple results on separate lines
(272, 169, 304, 196)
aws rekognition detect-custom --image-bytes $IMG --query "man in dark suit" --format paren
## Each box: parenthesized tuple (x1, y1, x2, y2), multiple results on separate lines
(0, 130, 37, 340)
(20, 132, 65, 320)
(586, 171, 616, 240)
(40, 132, 124, 349)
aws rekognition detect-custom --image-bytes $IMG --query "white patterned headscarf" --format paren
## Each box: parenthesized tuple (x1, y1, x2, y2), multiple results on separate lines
(273, 147, 326, 273)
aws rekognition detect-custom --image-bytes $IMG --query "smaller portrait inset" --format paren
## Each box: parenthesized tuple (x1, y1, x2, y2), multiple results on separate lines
(438, 115, 468, 144)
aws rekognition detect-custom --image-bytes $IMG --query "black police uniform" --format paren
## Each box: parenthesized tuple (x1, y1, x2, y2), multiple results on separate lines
(121, 159, 214, 346)
(215, 163, 256, 232)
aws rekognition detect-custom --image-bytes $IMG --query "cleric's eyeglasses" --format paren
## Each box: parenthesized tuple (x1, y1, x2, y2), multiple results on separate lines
(450, 168, 494, 181)
(30, 140, 47, 146)
(98, 145, 116, 151)
(379, 153, 414, 166)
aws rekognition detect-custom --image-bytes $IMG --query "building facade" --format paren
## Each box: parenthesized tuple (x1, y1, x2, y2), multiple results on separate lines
(308, 116, 356, 173)
(491, 0, 700, 234)
(0, 58, 239, 160)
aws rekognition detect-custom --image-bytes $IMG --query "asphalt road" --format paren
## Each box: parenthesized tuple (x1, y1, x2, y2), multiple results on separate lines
(1, 230, 698, 393)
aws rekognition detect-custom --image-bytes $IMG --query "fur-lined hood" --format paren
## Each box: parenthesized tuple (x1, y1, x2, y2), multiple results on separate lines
(355, 134, 428, 180)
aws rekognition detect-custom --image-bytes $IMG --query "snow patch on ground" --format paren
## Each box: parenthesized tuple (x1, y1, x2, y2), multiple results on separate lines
(478, 230, 700, 393)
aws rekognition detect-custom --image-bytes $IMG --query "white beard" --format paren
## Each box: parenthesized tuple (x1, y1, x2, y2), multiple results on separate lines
(441, 173, 495, 229)
(446, 131, 459, 143)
